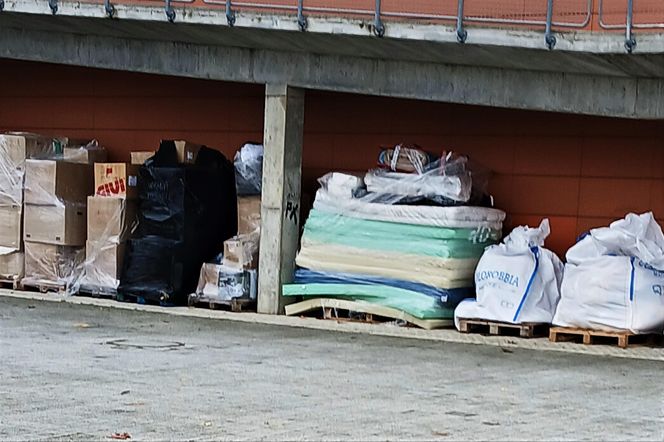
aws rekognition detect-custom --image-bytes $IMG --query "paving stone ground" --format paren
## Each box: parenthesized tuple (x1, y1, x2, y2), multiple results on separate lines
(1, 296, 663, 441)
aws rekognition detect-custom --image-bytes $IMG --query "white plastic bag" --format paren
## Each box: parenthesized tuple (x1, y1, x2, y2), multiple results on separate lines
(553, 212, 664, 334)
(454, 219, 564, 328)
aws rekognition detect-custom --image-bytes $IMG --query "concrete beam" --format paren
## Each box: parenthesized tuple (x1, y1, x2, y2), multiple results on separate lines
(1, 26, 663, 119)
(257, 84, 304, 315)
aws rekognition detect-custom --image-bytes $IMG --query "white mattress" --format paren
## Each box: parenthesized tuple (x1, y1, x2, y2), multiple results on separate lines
(314, 190, 505, 230)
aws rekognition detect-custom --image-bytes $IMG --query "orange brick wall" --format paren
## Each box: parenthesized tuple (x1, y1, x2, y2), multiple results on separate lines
(2, 59, 663, 257)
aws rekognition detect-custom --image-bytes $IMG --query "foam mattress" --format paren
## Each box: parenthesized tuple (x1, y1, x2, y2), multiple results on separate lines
(314, 190, 505, 229)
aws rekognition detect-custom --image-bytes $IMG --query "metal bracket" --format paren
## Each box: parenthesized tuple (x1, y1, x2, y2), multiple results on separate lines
(226, 0, 236, 26)
(297, 0, 307, 31)
(625, 0, 636, 53)
(456, 0, 467, 43)
(544, 0, 557, 50)
(104, 0, 116, 18)
(48, 0, 58, 15)
(165, 0, 175, 22)
(373, 0, 385, 37)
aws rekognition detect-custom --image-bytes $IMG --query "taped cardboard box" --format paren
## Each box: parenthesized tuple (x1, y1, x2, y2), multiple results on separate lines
(24, 160, 94, 205)
(238, 196, 261, 235)
(130, 151, 155, 165)
(87, 196, 137, 242)
(94, 163, 139, 199)
(24, 203, 87, 246)
(63, 142, 108, 164)
(83, 240, 125, 288)
(194, 263, 257, 302)
(0, 205, 22, 250)
(24, 241, 84, 283)
(0, 133, 54, 206)
(223, 234, 259, 269)
(0, 251, 24, 280)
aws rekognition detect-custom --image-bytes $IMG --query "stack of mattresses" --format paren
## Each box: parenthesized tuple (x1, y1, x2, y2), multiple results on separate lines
(285, 151, 505, 326)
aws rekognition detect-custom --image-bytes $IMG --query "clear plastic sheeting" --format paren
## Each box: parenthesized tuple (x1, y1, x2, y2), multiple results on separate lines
(234, 143, 263, 196)
(377, 144, 433, 174)
(454, 219, 564, 328)
(553, 212, 664, 334)
(80, 197, 138, 291)
(191, 263, 257, 302)
(23, 242, 85, 289)
(314, 188, 505, 229)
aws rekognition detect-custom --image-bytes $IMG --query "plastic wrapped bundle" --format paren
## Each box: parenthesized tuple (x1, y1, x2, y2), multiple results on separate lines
(119, 141, 237, 304)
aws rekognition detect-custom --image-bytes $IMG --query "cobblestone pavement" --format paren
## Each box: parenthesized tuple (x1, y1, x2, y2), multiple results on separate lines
(1, 297, 663, 441)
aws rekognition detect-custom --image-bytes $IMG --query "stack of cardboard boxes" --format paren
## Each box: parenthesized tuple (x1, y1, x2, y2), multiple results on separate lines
(81, 163, 138, 292)
(22, 158, 94, 289)
(0, 134, 54, 284)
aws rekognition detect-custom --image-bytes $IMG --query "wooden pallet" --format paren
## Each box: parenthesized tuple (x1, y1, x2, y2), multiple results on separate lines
(21, 279, 69, 294)
(549, 326, 659, 349)
(284, 298, 453, 330)
(458, 319, 550, 338)
(0, 277, 22, 290)
(188, 295, 255, 312)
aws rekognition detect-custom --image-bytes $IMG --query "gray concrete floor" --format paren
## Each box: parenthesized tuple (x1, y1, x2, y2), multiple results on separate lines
(1, 297, 663, 441)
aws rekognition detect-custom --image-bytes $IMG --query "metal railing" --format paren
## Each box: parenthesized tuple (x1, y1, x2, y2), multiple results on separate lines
(599, 0, 664, 52)
(24, 0, 664, 52)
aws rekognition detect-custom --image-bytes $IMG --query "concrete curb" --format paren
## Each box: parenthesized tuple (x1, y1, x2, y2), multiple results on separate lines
(3, 289, 664, 362)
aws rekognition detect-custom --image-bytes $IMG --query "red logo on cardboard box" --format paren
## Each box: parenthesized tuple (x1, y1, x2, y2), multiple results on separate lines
(96, 178, 127, 197)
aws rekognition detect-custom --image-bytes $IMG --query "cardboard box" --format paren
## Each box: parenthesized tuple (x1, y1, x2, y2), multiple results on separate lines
(237, 196, 261, 235)
(223, 234, 259, 270)
(24, 203, 87, 246)
(24, 241, 83, 282)
(87, 196, 137, 242)
(174, 140, 201, 164)
(84, 240, 125, 287)
(94, 163, 139, 199)
(194, 263, 257, 302)
(130, 151, 154, 165)
(0, 205, 22, 250)
(64, 144, 108, 164)
(24, 160, 94, 205)
(0, 251, 24, 279)
(1, 133, 54, 169)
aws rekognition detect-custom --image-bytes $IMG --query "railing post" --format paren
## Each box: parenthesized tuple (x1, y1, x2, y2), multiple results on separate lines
(456, 0, 467, 43)
(226, 0, 236, 26)
(165, 0, 175, 22)
(104, 0, 116, 18)
(545, 0, 557, 49)
(48, 0, 58, 14)
(373, 0, 385, 37)
(625, 0, 636, 53)
(297, 0, 307, 31)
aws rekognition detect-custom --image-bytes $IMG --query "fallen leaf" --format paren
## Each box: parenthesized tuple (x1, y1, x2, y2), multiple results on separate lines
(120, 390, 130, 395)
(203, 421, 212, 427)
(110, 432, 131, 440)
(74, 323, 91, 329)
(482, 421, 500, 426)
(432, 430, 450, 437)
(500, 347, 514, 354)
(27, 305, 36, 309)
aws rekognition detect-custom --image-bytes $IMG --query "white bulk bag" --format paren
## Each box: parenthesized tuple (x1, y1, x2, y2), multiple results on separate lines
(553, 212, 664, 334)
(454, 219, 564, 328)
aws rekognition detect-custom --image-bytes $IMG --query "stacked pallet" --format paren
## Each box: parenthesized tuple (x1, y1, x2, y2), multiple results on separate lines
(0, 134, 54, 287)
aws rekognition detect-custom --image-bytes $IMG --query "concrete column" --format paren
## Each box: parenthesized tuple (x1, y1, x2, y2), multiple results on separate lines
(257, 84, 305, 315)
